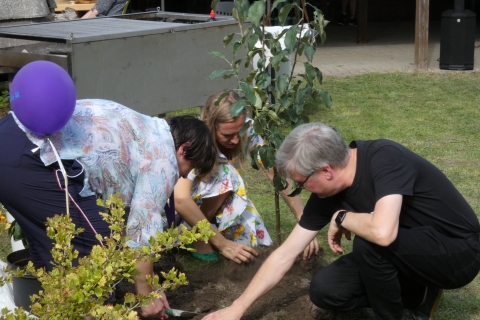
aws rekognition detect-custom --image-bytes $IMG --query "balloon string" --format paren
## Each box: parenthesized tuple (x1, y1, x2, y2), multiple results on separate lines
(47, 137, 70, 217)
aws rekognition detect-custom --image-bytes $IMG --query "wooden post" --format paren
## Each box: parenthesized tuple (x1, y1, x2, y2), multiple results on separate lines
(357, 0, 368, 44)
(414, 0, 429, 71)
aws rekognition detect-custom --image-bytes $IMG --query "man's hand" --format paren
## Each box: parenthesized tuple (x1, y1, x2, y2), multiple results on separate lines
(327, 211, 351, 254)
(202, 305, 243, 320)
(219, 239, 258, 264)
(302, 238, 320, 260)
(139, 291, 170, 319)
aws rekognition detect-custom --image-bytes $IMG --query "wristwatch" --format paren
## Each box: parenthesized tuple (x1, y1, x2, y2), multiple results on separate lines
(335, 210, 348, 229)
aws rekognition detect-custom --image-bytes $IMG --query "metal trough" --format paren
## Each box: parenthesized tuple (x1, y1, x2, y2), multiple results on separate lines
(0, 11, 243, 115)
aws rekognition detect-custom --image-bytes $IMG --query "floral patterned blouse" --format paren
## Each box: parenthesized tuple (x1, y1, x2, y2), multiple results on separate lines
(12, 99, 178, 248)
(187, 119, 272, 246)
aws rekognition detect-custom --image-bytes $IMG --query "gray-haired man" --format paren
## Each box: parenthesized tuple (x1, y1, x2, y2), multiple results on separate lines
(203, 122, 480, 320)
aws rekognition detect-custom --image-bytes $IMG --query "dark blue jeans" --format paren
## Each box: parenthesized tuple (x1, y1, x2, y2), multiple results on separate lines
(0, 114, 110, 271)
(310, 226, 480, 320)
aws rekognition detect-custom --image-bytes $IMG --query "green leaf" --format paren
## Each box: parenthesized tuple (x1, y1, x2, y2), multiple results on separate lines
(234, 0, 250, 24)
(255, 71, 271, 89)
(232, 40, 242, 55)
(215, 91, 230, 106)
(250, 146, 261, 170)
(9, 220, 25, 242)
(230, 99, 246, 119)
(304, 62, 316, 83)
(240, 120, 252, 137)
(296, 42, 305, 57)
(255, 86, 269, 103)
(259, 145, 275, 169)
(253, 118, 264, 135)
(284, 25, 299, 52)
(208, 51, 226, 59)
(240, 82, 258, 107)
(304, 43, 316, 62)
(278, 3, 295, 26)
(222, 73, 235, 79)
(246, 69, 258, 84)
(247, 1, 265, 27)
(271, 0, 288, 13)
(233, 59, 242, 73)
(288, 185, 303, 197)
(256, 57, 266, 70)
(315, 66, 323, 85)
(268, 110, 281, 124)
(247, 33, 259, 51)
(319, 90, 333, 108)
(208, 69, 226, 80)
(211, 0, 220, 10)
(223, 32, 235, 48)
(273, 171, 288, 192)
(276, 74, 289, 94)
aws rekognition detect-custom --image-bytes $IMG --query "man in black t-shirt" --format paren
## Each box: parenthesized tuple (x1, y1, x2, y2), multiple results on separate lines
(203, 122, 480, 320)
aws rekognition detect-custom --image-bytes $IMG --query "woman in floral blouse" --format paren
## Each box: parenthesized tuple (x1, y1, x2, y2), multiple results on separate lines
(174, 91, 319, 264)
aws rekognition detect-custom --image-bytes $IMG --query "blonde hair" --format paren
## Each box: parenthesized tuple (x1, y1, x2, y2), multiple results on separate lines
(201, 90, 248, 165)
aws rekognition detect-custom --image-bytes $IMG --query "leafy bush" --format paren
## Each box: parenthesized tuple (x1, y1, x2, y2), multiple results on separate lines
(0, 194, 214, 319)
(0, 90, 11, 119)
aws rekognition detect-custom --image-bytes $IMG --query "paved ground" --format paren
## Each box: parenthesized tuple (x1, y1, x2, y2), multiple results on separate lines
(296, 20, 480, 76)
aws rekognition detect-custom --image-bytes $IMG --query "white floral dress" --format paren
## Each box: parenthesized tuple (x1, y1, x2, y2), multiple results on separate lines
(186, 122, 272, 247)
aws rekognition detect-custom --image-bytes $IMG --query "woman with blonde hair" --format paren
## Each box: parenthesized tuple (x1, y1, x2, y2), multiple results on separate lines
(174, 91, 319, 263)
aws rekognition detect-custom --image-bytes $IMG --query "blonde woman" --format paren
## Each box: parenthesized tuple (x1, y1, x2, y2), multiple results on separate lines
(174, 91, 319, 264)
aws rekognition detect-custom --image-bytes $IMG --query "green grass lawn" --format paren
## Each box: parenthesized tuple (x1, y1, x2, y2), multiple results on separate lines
(1, 72, 479, 319)
(243, 71, 480, 320)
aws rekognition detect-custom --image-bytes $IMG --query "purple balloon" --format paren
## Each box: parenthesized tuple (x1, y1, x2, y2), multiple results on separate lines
(10, 61, 76, 136)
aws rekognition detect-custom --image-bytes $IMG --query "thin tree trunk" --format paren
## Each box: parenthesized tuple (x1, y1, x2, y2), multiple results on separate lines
(275, 191, 281, 244)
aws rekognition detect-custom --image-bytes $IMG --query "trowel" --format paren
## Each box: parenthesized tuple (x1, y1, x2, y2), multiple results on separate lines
(165, 308, 198, 318)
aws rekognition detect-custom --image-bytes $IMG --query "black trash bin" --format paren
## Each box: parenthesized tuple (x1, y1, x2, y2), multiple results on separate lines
(439, 0, 476, 70)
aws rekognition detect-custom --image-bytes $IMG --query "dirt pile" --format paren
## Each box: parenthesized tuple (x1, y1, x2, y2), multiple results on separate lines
(117, 247, 375, 319)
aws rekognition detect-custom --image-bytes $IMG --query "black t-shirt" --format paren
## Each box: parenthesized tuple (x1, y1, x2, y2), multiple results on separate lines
(299, 140, 480, 239)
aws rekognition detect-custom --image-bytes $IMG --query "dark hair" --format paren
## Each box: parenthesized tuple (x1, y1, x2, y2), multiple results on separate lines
(166, 115, 217, 177)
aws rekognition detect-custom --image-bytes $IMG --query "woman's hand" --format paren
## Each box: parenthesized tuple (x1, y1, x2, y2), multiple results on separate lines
(139, 291, 170, 319)
(218, 239, 258, 264)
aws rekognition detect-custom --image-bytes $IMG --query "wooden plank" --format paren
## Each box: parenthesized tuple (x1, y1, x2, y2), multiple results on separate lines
(55, 0, 95, 12)
(414, 0, 429, 71)
(357, 0, 368, 44)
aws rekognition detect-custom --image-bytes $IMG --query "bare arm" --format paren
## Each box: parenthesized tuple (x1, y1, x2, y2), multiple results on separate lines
(262, 166, 320, 259)
(81, 8, 99, 19)
(135, 261, 170, 319)
(174, 178, 258, 263)
(202, 225, 318, 320)
(328, 194, 403, 254)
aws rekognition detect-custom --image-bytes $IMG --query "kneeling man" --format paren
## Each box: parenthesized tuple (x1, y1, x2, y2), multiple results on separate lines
(203, 122, 480, 320)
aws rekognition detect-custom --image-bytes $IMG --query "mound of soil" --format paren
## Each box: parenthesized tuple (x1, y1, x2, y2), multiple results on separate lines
(116, 247, 375, 320)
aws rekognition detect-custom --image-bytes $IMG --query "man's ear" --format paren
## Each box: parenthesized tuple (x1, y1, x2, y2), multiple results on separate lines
(177, 142, 190, 157)
(322, 165, 334, 180)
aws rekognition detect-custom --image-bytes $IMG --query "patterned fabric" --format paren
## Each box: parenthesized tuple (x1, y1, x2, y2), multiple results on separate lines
(186, 119, 272, 247)
(12, 99, 178, 248)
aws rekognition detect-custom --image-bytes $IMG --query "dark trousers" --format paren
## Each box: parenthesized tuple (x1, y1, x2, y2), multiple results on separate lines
(310, 226, 480, 320)
(0, 114, 110, 271)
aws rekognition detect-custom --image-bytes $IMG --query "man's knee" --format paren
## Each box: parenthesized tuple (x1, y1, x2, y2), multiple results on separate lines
(309, 271, 338, 309)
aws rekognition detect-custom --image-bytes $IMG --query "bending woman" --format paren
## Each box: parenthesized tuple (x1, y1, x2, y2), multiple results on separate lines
(174, 91, 319, 264)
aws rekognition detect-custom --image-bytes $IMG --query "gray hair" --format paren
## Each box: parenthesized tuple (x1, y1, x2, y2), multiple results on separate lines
(275, 122, 350, 177)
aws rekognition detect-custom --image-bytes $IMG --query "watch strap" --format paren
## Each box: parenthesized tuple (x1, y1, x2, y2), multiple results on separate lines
(335, 210, 348, 229)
